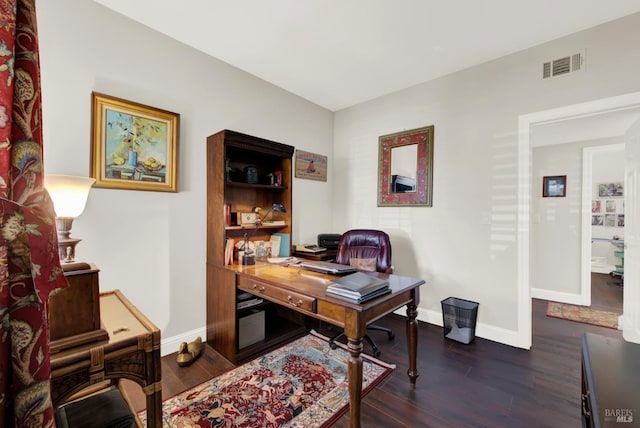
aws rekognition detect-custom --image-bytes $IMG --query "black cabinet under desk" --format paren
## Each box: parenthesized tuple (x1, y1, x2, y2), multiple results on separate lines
(581, 333, 640, 427)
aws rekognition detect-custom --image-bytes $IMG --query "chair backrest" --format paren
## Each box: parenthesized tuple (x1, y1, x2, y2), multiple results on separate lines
(335, 229, 392, 273)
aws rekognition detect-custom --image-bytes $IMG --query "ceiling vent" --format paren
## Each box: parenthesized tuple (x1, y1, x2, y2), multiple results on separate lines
(543, 51, 584, 79)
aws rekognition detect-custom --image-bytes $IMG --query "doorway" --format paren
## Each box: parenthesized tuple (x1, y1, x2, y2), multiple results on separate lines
(517, 91, 640, 349)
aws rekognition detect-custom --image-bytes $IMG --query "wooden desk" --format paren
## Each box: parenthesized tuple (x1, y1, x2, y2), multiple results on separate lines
(581, 333, 640, 427)
(50, 290, 162, 428)
(229, 262, 424, 428)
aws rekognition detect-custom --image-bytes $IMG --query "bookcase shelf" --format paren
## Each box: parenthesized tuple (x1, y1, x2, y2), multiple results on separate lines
(225, 224, 288, 231)
(206, 129, 300, 363)
(225, 182, 288, 191)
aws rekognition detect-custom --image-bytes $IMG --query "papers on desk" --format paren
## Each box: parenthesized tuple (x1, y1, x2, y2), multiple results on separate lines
(267, 257, 301, 265)
(326, 272, 391, 303)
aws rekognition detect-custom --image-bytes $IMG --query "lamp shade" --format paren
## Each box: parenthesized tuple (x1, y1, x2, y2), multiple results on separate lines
(45, 174, 95, 218)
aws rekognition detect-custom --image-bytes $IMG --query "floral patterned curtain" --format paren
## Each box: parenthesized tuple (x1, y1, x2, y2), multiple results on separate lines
(0, 0, 68, 426)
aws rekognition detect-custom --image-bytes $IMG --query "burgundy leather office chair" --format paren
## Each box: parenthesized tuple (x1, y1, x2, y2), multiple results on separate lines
(330, 229, 395, 356)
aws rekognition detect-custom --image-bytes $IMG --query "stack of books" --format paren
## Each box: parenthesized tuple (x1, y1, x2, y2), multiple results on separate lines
(326, 272, 391, 303)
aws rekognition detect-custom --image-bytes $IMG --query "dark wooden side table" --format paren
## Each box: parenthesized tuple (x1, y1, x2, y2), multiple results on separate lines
(581, 332, 640, 427)
(49, 262, 109, 353)
(50, 290, 162, 428)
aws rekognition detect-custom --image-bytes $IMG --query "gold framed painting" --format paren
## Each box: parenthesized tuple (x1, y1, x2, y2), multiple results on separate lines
(90, 92, 180, 192)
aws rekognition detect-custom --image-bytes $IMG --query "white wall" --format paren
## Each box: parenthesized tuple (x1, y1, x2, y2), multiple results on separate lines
(532, 143, 582, 297)
(333, 13, 640, 346)
(531, 138, 622, 302)
(37, 0, 334, 353)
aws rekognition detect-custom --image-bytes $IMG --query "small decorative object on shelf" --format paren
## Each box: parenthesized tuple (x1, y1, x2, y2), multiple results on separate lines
(240, 233, 255, 265)
(240, 212, 258, 225)
(244, 165, 258, 184)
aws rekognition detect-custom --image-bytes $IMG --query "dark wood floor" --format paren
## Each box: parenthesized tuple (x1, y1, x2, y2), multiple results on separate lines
(123, 273, 623, 427)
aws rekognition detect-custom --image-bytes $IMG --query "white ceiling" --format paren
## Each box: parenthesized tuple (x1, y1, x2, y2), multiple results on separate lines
(93, 0, 640, 112)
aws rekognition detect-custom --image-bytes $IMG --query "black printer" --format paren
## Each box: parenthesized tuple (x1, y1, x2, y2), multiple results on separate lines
(317, 233, 342, 250)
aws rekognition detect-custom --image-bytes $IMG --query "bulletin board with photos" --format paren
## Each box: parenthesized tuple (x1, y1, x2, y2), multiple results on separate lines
(592, 182, 624, 227)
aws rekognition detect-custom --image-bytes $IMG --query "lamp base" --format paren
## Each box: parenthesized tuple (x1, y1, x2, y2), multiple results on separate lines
(58, 237, 81, 263)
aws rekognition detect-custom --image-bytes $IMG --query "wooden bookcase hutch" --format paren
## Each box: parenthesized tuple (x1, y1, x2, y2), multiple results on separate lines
(206, 130, 306, 363)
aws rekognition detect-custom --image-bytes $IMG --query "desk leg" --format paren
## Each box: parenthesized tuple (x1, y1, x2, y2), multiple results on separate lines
(145, 384, 162, 428)
(406, 301, 419, 389)
(347, 336, 364, 428)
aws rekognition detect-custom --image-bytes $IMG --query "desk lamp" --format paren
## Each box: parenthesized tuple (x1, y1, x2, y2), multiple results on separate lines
(44, 174, 95, 263)
(253, 203, 286, 226)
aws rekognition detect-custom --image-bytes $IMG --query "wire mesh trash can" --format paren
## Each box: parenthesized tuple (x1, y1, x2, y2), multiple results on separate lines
(441, 297, 479, 344)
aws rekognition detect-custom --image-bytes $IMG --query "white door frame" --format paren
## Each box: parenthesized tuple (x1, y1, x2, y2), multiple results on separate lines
(581, 144, 625, 307)
(518, 91, 640, 349)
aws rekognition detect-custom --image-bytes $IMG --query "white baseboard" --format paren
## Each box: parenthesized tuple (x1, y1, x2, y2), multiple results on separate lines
(591, 264, 615, 274)
(394, 307, 530, 350)
(161, 327, 207, 357)
(531, 288, 585, 305)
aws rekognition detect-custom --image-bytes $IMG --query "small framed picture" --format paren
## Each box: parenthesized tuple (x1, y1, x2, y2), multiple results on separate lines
(542, 175, 566, 197)
(598, 182, 623, 197)
(240, 212, 257, 225)
(592, 200, 601, 213)
(605, 214, 616, 227)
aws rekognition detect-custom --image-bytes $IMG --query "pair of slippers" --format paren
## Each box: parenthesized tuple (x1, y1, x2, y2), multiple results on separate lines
(176, 336, 204, 367)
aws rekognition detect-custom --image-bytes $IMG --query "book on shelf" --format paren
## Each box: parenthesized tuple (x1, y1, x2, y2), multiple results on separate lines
(224, 238, 235, 265)
(262, 220, 286, 226)
(269, 235, 281, 257)
(326, 271, 390, 302)
(272, 232, 290, 257)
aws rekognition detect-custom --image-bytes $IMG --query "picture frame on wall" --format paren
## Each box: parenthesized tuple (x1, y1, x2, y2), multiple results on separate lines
(605, 214, 616, 227)
(592, 215, 603, 226)
(91, 92, 180, 192)
(592, 200, 601, 213)
(542, 175, 566, 197)
(295, 150, 327, 182)
(378, 125, 435, 207)
(598, 182, 623, 197)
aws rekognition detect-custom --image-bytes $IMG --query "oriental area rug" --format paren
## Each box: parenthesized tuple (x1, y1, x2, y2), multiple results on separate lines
(138, 330, 394, 427)
(546, 301, 619, 329)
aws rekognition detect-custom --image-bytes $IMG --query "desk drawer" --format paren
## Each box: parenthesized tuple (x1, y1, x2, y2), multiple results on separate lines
(238, 277, 317, 313)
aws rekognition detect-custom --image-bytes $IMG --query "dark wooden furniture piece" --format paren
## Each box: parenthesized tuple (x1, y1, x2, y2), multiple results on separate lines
(206, 130, 298, 363)
(49, 262, 109, 353)
(228, 261, 423, 428)
(51, 290, 162, 428)
(581, 332, 640, 427)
